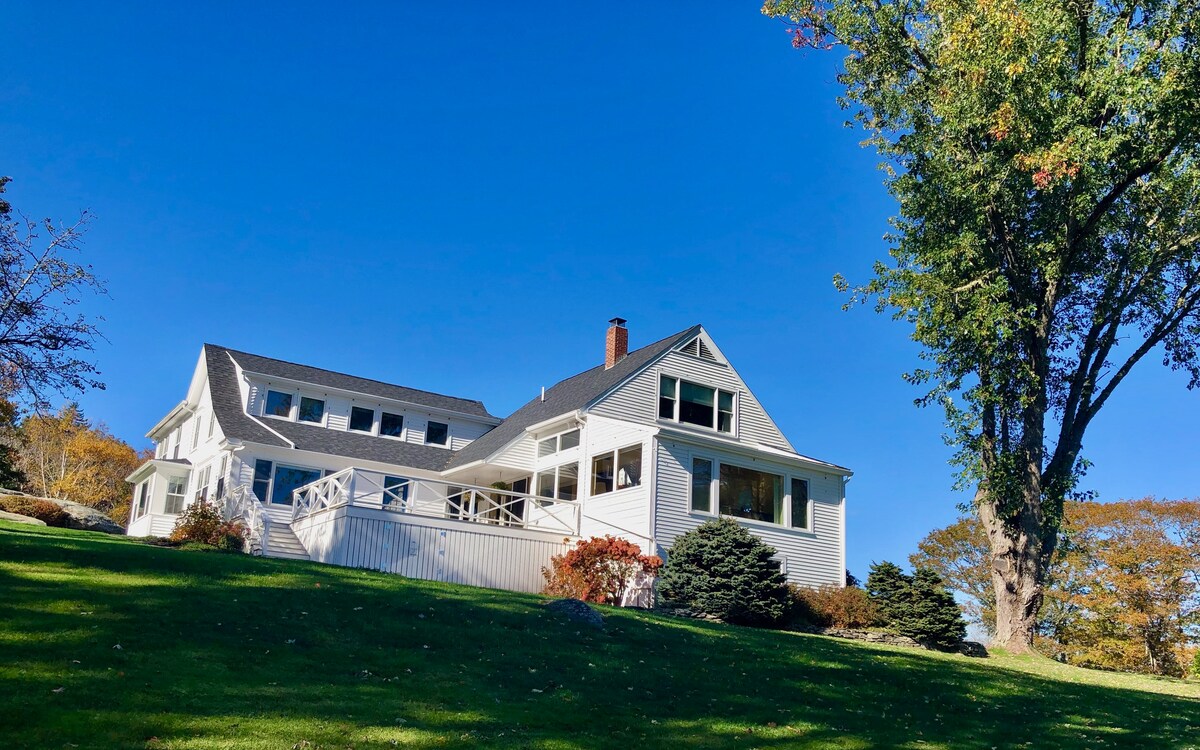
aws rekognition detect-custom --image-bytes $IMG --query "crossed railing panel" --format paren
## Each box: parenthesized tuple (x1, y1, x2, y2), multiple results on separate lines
(291, 467, 581, 536)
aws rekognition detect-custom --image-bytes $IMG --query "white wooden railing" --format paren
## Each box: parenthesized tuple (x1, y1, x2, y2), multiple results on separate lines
(291, 467, 581, 537)
(221, 481, 266, 555)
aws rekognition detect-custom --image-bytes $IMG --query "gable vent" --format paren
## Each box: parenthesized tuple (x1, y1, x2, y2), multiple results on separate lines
(680, 336, 717, 361)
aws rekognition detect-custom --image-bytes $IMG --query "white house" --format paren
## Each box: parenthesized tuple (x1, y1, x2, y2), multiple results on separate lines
(125, 320, 851, 595)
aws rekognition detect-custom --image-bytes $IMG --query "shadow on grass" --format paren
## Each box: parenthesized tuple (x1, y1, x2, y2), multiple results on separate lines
(1, 523, 1196, 749)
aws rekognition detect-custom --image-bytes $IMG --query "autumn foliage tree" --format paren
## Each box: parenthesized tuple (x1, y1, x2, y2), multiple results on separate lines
(765, 0, 1200, 651)
(915, 499, 1200, 675)
(16, 403, 146, 522)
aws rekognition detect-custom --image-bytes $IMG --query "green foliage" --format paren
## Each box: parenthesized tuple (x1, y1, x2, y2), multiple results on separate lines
(0, 496, 66, 526)
(1, 521, 1198, 749)
(658, 518, 788, 626)
(764, 0, 1200, 647)
(868, 561, 967, 650)
(788, 583, 879, 629)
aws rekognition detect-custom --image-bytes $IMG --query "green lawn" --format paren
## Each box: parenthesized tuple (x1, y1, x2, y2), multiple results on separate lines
(1, 522, 1197, 749)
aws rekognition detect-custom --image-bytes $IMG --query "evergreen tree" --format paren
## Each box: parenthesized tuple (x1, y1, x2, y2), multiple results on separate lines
(866, 561, 910, 625)
(658, 518, 788, 626)
(904, 567, 968, 650)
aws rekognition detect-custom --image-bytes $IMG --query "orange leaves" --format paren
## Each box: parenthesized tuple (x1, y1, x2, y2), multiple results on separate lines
(541, 536, 662, 605)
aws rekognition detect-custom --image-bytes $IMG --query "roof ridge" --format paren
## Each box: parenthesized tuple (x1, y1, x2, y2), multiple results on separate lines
(541, 324, 701, 393)
(205, 343, 492, 412)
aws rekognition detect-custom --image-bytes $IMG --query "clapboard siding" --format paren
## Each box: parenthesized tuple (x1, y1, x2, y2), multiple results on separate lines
(577, 415, 654, 545)
(589, 350, 793, 451)
(293, 506, 573, 593)
(653, 439, 844, 588)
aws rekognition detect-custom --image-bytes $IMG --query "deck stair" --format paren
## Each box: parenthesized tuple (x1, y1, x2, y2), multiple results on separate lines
(264, 523, 310, 561)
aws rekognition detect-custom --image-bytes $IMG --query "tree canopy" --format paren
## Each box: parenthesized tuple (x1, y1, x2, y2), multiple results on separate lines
(764, 0, 1200, 650)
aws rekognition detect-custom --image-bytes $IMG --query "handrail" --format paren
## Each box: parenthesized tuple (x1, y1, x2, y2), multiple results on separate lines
(221, 479, 266, 555)
(291, 467, 581, 536)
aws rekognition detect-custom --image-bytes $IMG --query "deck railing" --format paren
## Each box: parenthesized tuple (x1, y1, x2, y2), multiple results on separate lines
(291, 467, 581, 537)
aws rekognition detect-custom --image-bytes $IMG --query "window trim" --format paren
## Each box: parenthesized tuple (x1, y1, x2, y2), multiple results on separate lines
(262, 389, 295, 421)
(534, 461, 580, 502)
(266, 462, 324, 506)
(537, 427, 581, 459)
(657, 371, 738, 437)
(297, 395, 327, 425)
(164, 475, 187, 515)
(687, 452, 816, 533)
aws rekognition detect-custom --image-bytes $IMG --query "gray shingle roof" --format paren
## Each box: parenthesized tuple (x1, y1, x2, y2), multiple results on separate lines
(209, 344, 496, 419)
(444, 325, 700, 470)
(206, 346, 290, 449)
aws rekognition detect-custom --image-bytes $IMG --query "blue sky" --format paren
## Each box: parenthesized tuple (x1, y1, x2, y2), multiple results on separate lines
(3, 3, 1196, 578)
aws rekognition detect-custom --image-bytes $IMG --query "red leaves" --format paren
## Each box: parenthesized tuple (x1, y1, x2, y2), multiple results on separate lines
(542, 536, 662, 605)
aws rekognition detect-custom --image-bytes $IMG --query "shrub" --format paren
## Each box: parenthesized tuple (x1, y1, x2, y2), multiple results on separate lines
(867, 561, 967, 650)
(0, 495, 68, 526)
(542, 535, 662, 605)
(657, 518, 788, 626)
(789, 583, 879, 629)
(170, 500, 245, 551)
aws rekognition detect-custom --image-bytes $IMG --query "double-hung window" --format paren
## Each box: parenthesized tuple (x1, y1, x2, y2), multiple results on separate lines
(659, 375, 734, 434)
(590, 444, 643, 496)
(134, 481, 150, 519)
(195, 465, 213, 502)
(252, 460, 273, 503)
(165, 477, 187, 514)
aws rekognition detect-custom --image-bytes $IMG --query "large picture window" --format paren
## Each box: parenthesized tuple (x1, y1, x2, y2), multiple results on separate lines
(659, 375, 734, 434)
(270, 465, 322, 505)
(264, 390, 292, 418)
(719, 464, 783, 524)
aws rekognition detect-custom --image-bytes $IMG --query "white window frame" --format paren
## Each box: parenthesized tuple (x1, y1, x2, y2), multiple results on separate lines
(207, 410, 216, 439)
(263, 462, 325, 506)
(657, 371, 738, 437)
(589, 443, 644, 496)
(193, 464, 213, 503)
(192, 413, 202, 450)
(261, 389, 296, 421)
(164, 475, 187, 515)
(537, 428, 581, 459)
(379, 411, 408, 441)
(535, 461, 580, 502)
(424, 419, 449, 446)
(297, 395, 328, 426)
(687, 453, 815, 533)
(348, 405, 378, 435)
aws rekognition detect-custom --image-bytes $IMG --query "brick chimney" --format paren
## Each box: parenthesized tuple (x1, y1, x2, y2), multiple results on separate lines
(605, 318, 628, 369)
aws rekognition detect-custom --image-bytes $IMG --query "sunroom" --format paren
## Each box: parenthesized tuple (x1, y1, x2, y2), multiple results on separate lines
(124, 458, 192, 537)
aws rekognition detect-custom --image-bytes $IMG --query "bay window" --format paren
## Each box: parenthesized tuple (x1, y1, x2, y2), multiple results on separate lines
(165, 477, 186, 514)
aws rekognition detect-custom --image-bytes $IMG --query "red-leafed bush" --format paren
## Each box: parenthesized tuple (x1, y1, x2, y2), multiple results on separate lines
(788, 583, 879, 629)
(542, 535, 662, 605)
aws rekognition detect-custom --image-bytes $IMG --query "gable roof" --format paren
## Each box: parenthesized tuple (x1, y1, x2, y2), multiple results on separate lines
(209, 344, 497, 419)
(444, 325, 701, 469)
(205, 345, 460, 472)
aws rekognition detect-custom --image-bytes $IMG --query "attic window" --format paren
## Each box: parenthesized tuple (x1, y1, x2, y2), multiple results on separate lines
(680, 337, 717, 361)
(659, 375, 735, 434)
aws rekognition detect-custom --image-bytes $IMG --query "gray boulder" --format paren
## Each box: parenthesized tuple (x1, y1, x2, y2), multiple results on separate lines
(44, 499, 124, 535)
(0, 510, 46, 526)
(546, 598, 605, 630)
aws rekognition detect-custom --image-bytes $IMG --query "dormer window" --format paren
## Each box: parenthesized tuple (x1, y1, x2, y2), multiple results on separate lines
(298, 396, 325, 423)
(659, 375, 734, 434)
(264, 390, 292, 418)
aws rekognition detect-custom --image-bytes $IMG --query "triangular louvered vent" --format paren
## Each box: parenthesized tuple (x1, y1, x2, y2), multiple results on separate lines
(679, 336, 718, 361)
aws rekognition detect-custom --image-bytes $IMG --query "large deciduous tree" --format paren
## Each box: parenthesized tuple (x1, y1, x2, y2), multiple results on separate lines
(0, 176, 106, 408)
(764, 0, 1200, 650)
(915, 499, 1200, 674)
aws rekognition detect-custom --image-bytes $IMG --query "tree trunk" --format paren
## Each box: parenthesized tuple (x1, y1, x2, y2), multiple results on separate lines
(978, 489, 1045, 654)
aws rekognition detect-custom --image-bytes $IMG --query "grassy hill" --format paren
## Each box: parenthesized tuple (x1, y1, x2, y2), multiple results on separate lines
(1, 522, 1196, 749)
